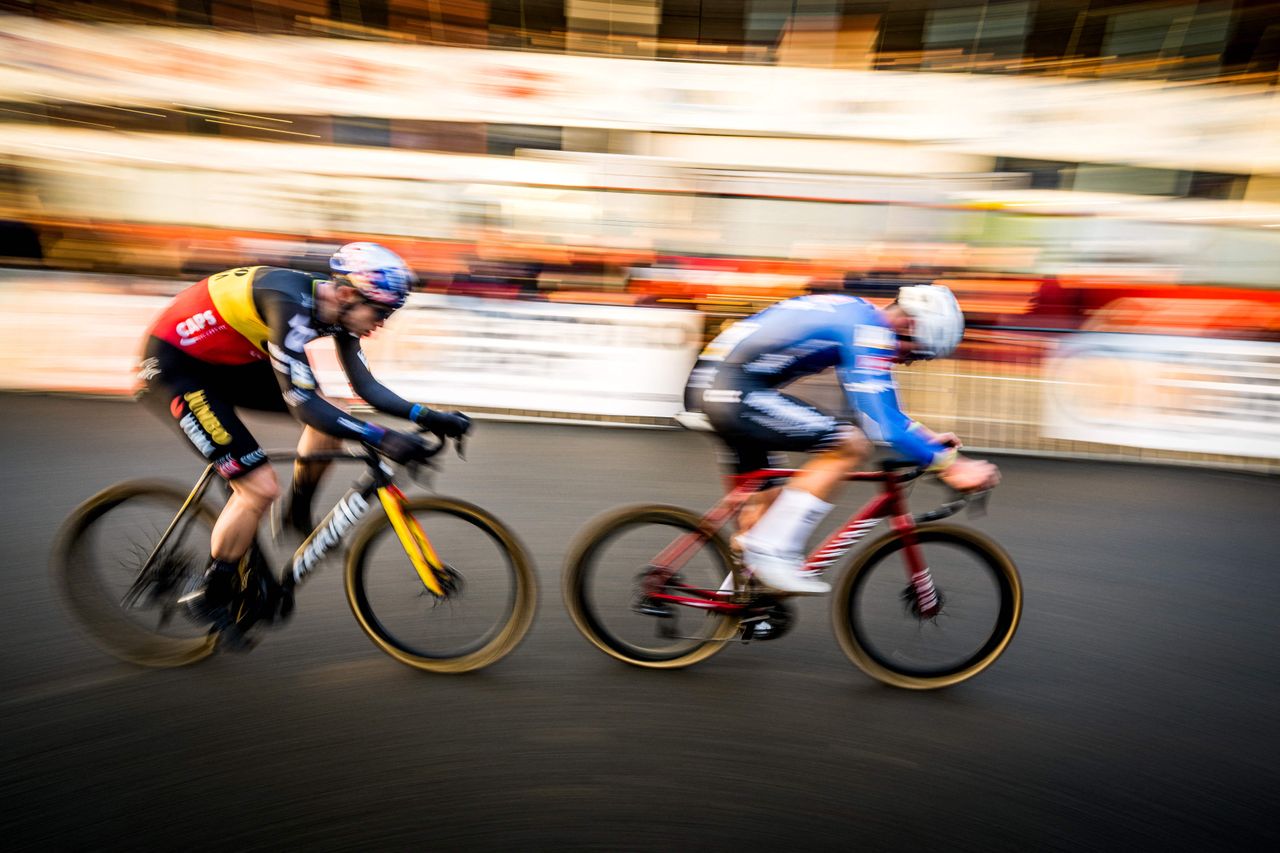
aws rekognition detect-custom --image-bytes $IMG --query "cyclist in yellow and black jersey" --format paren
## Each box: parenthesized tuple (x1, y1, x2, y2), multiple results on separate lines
(137, 243, 470, 629)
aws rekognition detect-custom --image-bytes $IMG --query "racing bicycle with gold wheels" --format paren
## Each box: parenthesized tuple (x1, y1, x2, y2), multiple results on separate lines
(51, 434, 537, 672)
(563, 460, 1020, 690)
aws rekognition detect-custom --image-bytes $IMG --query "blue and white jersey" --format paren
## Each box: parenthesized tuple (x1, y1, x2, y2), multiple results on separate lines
(693, 294, 951, 468)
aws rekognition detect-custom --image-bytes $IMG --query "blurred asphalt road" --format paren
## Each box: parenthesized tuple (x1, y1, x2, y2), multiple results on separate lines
(2, 394, 1277, 851)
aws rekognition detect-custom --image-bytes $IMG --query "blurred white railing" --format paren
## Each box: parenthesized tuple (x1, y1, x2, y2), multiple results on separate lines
(1, 272, 1275, 472)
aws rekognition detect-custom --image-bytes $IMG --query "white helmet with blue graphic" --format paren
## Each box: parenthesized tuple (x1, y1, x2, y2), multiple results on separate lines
(895, 284, 965, 360)
(329, 242, 414, 312)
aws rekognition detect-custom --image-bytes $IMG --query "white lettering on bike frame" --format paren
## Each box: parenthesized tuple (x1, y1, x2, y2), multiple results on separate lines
(804, 517, 881, 572)
(291, 490, 371, 583)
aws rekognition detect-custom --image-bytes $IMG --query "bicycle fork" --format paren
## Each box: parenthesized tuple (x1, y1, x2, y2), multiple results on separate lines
(287, 476, 447, 597)
(891, 515, 941, 618)
(377, 484, 448, 597)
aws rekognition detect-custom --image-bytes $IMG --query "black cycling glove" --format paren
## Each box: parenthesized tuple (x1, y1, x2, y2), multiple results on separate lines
(375, 428, 427, 464)
(415, 407, 471, 439)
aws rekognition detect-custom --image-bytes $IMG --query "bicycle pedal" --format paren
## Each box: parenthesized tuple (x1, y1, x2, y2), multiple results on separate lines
(213, 623, 260, 654)
(632, 599, 673, 618)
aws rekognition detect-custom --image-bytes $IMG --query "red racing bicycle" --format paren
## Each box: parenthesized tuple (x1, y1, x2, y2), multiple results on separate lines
(563, 461, 1021, 689)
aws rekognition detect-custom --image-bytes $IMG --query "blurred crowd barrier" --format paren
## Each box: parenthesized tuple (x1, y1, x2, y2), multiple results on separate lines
(1, 273, 1276, 472)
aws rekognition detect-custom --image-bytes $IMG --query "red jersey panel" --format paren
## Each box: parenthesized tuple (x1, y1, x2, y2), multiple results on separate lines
(149, 278, 266, 365)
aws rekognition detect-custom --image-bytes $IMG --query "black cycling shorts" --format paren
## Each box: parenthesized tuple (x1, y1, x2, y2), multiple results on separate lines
(136, 337, 288, 480)
(688, 369, 852, 475)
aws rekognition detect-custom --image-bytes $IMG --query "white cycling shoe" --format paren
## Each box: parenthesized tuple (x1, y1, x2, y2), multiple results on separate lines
(740, 541, 830, 595)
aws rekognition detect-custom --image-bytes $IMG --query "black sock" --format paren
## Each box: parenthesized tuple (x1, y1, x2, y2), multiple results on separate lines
(208, 558, 238, 577)
(288, 484, 315, 530)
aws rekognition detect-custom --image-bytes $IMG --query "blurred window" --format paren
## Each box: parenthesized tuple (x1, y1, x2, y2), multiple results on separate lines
(1067, 164, 1188, 197)
(329, 0, 389, 31)
(994, 157, 1071, 190)
(923, 0, 1031, 68)
(486, 123, 563, 156)
(333, 116, 392, 147)
(1187, 171, 1247, 201)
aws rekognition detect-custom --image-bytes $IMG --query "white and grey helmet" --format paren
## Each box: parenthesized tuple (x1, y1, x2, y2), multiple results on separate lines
(895, 284, 964, 360)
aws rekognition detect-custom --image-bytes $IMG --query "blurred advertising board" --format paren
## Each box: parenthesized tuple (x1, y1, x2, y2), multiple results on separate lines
(0, 275, 169, 394)
(310, 294, 704, 419)
(1044, 334, 1280, 458)
(0, 276, 703, 421)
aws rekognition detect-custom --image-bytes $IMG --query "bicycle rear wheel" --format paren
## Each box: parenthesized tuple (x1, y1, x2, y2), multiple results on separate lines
(51, 480, 219, 667)
(345, 496, 537, 673)
(833, 525, 1021, 689)
(562, 505, 740, 669)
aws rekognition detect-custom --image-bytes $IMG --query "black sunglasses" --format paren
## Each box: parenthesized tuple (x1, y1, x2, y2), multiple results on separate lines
(361, 298, 398, 320)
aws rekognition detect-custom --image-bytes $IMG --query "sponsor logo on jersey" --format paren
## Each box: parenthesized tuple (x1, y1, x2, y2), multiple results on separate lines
(844, 380, 892, 394)
(178, 413, 215, 455)
(702, 389, 742, 403)
(177, 309, 223, 346)
(854, 324, 895, 350)
(283, 389, 310, 407)
(215, 454, 242, 478)
(284, 314, 318, 351)
(182, 390, 232, 445)
(337, 416, 378, 439)
(289, 360, 316, 390)
(138, 357, 161, 383)
(856, 354, 895, 372)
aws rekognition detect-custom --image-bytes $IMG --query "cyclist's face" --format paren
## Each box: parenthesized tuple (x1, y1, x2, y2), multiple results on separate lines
(885, 307, 915, 362)
(339, 292, 390, 337)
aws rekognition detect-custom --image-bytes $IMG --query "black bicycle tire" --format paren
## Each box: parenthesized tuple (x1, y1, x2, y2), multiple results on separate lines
(562, 504, 740, 669)
(344, 496, 537, 673)
(50, 479, 220, 668)
(832, 524, 1022, 689)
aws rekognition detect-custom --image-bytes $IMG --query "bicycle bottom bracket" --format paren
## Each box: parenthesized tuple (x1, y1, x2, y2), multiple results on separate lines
(740, 599, 794, 641)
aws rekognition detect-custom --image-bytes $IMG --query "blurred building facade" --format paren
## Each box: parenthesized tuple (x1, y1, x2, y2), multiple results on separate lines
(1, 1, 1278, 341)
(6, 0, 1279, 79)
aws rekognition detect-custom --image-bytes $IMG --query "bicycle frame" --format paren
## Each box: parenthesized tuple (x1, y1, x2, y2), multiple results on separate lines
(129, 449, 449, 605)
(643, 464, 939, 616)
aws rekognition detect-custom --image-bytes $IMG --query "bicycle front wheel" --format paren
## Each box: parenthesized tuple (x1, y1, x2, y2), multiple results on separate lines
(345, 497, 537, 673)
(51, 480, 219, 667)
(562, 505, 740, 669)
(833, 525, 1022, 690)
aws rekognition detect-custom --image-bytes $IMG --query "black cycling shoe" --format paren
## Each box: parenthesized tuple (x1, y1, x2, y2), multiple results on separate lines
(179, 561, 236, 627)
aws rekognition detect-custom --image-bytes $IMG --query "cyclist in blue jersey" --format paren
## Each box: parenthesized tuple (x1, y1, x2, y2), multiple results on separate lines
(683, 285, 999, 594)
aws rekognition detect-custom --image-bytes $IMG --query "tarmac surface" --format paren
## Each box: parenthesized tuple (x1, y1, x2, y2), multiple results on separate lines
(2, 394, 1277, 851)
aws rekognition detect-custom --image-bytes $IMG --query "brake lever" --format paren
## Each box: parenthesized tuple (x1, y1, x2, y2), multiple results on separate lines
(455, 436, 466, 461)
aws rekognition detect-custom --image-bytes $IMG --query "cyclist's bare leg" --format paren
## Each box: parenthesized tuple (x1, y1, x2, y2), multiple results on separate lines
(738, 428, 871, 592)
(788, 428, 872, 503)
(737, 429, 870, 539)
(211, 464, 281, 562)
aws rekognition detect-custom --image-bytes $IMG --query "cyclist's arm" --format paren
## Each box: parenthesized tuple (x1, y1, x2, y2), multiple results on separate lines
(260, 295, 385, 444)
(334, 333, 415, 420)
(836, 326, 956, 470)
